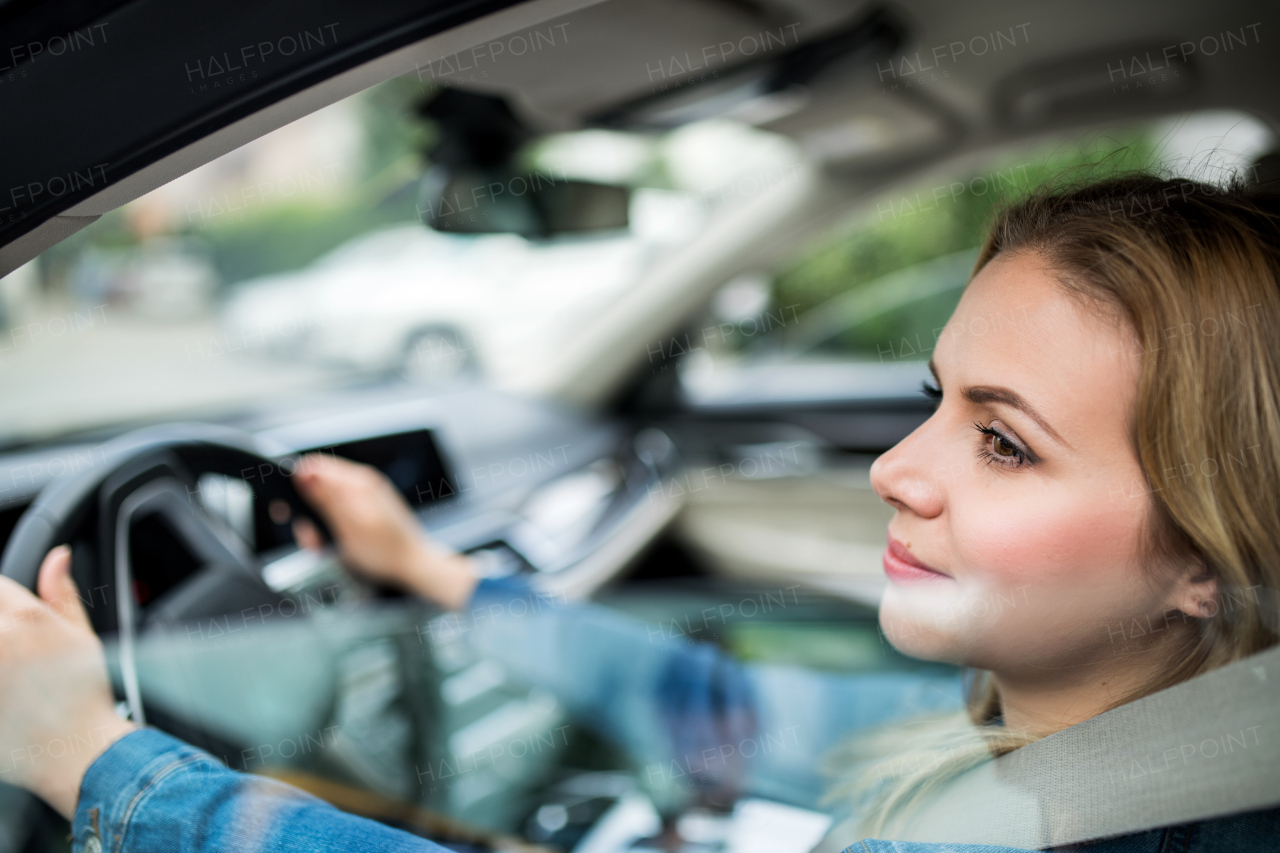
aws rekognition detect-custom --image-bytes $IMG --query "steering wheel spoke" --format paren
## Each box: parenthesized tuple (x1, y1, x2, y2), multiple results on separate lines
(112, 475, 279, 724)
(0, 425, 329, 727)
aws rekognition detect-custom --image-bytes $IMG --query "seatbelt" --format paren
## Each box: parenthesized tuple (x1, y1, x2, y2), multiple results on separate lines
(811, 643, 1280, 850)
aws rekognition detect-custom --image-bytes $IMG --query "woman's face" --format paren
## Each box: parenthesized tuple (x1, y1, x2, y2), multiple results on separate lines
(870, 250, 1192, 685)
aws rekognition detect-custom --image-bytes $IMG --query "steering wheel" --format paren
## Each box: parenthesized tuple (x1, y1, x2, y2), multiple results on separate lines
(0, 422, 328, 726)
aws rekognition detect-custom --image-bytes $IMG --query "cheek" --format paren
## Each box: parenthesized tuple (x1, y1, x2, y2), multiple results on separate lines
(877, 485, 1157, 669)
(950, 479, 1145, 593)
(940, 480, 1163, 666)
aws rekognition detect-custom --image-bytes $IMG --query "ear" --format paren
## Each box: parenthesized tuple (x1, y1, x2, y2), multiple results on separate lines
(1167, 560, 1219, 619)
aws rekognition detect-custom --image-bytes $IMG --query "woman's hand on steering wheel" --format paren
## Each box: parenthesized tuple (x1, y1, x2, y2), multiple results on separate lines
(290, 454, 479, 611)
(0, 546, 137, 821)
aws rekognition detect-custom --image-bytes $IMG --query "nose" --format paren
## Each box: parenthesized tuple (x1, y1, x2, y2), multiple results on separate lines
(869, 419, 945, 520)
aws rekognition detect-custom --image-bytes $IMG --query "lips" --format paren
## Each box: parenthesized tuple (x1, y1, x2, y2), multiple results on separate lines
(883, 536, 951, 583)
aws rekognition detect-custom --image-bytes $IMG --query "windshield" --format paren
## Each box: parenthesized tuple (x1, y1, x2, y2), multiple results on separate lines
(0, 79, 799, 447)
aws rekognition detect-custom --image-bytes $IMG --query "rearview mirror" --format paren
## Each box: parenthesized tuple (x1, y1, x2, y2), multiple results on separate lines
(418, 165, 629, 238)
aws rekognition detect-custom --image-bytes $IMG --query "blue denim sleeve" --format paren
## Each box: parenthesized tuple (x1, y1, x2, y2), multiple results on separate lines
(463, 577, 964, 808)
(72, 728, 447, 853)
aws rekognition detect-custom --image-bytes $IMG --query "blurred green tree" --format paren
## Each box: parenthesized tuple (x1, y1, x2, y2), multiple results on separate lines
(767, 131, 1161, 359)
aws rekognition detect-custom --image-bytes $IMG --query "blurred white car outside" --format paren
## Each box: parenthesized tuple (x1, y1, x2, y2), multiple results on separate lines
(220, 188, 703, 384)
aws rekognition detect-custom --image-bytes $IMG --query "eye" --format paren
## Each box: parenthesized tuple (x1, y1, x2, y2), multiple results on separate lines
(921, 380, 942, 400)
(973, 421, 1034, 469)
(991, 433, 1018, 458)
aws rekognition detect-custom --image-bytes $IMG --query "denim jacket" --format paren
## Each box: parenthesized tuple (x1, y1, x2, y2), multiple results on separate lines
(70, 577, 1278, 853)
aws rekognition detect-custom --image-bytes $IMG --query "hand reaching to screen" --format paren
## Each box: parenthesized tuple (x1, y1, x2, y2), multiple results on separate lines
(0, 546, 137, 820)
(291, 453, 478, 610)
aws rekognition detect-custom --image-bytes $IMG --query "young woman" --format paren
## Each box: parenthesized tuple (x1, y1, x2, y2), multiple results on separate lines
(0, 174, 1276, 852)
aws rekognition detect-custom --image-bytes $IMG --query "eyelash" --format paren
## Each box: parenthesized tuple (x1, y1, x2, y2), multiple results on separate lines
(922, 381, 1036, 469)
(973, 422, 1034, 469)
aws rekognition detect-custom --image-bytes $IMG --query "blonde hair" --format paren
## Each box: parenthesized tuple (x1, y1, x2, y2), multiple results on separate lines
(833, 172, 1280, 835)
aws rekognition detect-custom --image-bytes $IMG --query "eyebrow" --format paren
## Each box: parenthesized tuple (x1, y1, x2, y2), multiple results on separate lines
(928, 359, 1071, 448)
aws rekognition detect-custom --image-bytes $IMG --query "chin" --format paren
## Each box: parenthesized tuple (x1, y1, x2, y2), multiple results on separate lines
(878, 589, 968, 664)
